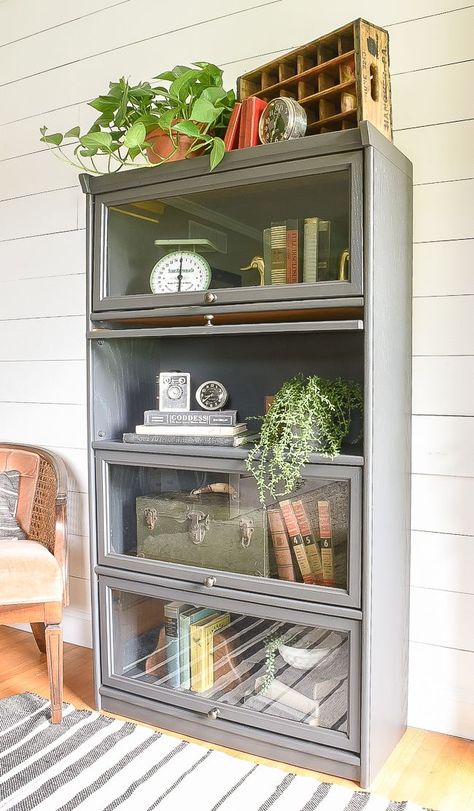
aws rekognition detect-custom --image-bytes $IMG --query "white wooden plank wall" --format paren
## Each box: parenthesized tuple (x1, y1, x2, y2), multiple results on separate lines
(0, 0, 472, 736)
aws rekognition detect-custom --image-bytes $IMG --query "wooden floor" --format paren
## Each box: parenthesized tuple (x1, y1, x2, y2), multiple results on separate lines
(0, 626, 472, 811)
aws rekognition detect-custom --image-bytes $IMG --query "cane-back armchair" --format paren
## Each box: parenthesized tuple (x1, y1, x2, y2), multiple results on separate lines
(0, 443, 68, 723)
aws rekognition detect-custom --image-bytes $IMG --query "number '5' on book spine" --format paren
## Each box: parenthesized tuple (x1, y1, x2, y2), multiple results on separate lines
(291, 499, 324, 584)
(267, 508, 296, 581)
(279, 500, 316, 584)
(317, 500, 335, 586)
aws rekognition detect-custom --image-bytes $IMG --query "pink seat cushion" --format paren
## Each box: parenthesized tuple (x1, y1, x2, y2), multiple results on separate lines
(0, 540, 62, 605)
(0, 449, 40, 535)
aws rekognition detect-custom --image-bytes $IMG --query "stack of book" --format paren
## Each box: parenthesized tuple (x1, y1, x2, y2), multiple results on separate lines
(263, 217, 332, 285)
(267, 498, 335, 587)
(223, 98, 267, 151)
(123, 409, 259, 448)
(146, 602, 232, 692)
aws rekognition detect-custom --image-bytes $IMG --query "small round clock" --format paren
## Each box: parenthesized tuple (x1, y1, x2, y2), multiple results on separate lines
(196, 380, 229, 411)
(258, 97, 307, 144)
(150, 250, 211, 294)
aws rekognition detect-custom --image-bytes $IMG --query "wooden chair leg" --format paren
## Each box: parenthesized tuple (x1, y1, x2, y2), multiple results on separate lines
(31, 622, 46, 653)
(45, 624, 63, 724)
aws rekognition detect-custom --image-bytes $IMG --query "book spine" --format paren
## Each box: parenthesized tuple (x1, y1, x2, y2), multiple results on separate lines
(191, 614, 230, 692)
(238, 99, 249, 149)
(246, 97, 267, 147)
(224, 102, 242, 151)
(286, 219, 299, 284)
(180, 608, 214, 690)
(204, 615, 230, 691)
(279, 500, 316, 584)
(317, 220, 331, 280)
(164, 606, 180, 688)
(263, 227, 272, 286)
(190, 625, 207, 692)
(124, 432, 251, 447)
(318, 500, 335, 586)
(267, 508, 296, 581)
(144, 410, 238, 427)
(303, 217, 318, 283)
(291, 499, 324, 584)
(270, 222, 287, 285)
(136, 423, 244, 436)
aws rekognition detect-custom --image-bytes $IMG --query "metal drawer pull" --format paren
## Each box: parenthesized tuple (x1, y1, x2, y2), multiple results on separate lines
(207, 707, 220, 720)
(204, 576, 216, 588)
(204, 292, 217, 304)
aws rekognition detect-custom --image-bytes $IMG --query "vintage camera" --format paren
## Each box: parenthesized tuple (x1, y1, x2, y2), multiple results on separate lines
(157, 371, 191, 411)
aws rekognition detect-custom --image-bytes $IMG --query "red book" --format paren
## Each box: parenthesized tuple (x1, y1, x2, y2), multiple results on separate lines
(224, 102, 242, 151)
(238, 97, 267, 148)
(286, 219, 299, 283)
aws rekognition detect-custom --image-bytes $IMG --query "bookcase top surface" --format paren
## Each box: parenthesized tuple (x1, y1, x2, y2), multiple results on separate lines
(80, 121, 412, 197)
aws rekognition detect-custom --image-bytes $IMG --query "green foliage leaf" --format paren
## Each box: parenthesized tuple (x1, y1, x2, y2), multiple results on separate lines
(201, 86, 226, 104)
(123, 121, 146, 149)
(190, 97, 220, 124)
(63, 126, 80, 139)
(169, 68, 201, 102)
(153, 70, 176, 82)
(40, 131, 63, 146)
(156, 108, 178, 131)
(209, 136, 225, 170)
(88, 95, 119, 113)
(80, 132, 113, 151)
(172, 120, 201, 138)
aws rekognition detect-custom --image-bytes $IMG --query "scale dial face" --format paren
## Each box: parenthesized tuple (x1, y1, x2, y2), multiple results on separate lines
(150, 250, 212, 294)
(196, 380, 229, 411)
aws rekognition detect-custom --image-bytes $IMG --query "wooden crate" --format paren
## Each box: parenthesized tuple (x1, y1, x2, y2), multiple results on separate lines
(238, 19, 392, 140)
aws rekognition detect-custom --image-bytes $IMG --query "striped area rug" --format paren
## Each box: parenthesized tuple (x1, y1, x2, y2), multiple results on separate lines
(0, 693, 435, 811)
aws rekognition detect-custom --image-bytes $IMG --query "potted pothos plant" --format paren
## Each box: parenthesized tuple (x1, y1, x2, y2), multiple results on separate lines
(246, 374, 363, 503)
(40, 62, 235, 173)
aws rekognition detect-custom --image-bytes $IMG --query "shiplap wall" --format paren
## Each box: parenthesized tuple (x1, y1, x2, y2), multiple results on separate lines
(0, 0, 472, 738)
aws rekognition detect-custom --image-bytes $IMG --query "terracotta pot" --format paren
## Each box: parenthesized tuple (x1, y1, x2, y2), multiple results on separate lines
(146, 126, 199, 164)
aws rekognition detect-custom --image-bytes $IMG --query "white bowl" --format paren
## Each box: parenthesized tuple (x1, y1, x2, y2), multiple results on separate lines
(278, 643, 331, 670)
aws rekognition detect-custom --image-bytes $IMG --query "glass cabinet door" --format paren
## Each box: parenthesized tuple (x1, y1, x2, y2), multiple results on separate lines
(93, 153, 362, 312)
(96, 451, 361, 608)
(100, 577, 360, 752)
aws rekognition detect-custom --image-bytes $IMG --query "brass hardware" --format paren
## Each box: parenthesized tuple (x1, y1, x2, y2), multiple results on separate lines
(241, 256, 265, 286)
(239, 517, 255, 548)
(204, 314, 214, 327)
(338, 249, 350, 281)
(207, 707, 220, 720)
(144, 507, 158, 532)
(187, 510, 210, 544)
(204, 292, 217, 304)
(204, 575, 217, 588)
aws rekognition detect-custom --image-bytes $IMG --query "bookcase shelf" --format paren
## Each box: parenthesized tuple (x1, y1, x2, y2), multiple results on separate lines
(84, 125, 412, 788)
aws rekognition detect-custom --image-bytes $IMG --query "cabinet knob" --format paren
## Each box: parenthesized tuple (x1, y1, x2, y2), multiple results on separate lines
(207, 707, 220, 720)
(204, 575, 216, 588)
(204, 314, 214, 327)
(204, 292, 217, 304)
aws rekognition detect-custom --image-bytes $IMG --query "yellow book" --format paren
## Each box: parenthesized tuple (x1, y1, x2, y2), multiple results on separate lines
(190, 612, 230, 692)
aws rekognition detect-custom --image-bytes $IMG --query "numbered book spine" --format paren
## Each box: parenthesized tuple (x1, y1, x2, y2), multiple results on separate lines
(191, 613, 230, 692)
(267, 508, 296, 582)
(279, 500, 316, 584)
(317, 500, 335, 586)
(263, 227, 272, 286)
(291, 499, 324, 584)
(164, 602, 188, 688)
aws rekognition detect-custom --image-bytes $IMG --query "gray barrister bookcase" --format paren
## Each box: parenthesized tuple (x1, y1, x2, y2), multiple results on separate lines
(81, 121, 412, 787)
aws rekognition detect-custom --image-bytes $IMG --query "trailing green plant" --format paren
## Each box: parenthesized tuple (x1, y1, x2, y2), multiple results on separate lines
(246, 374, 363, 502)
(259, 630, 288, 694)
(40, 63, 235, 173)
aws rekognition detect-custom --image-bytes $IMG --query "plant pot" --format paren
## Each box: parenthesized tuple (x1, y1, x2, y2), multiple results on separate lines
(146, 127, 199, 164)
